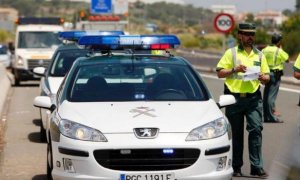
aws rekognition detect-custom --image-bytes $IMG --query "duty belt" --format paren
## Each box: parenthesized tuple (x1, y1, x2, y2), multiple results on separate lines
(227, 89, 261, 98)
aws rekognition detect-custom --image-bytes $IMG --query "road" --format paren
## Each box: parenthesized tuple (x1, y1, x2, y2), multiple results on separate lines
(0, 72, 300, 179)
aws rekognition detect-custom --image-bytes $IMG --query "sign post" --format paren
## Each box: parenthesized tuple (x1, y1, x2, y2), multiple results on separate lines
(90, 0, 112, 14)
(213, 13, 235, 52)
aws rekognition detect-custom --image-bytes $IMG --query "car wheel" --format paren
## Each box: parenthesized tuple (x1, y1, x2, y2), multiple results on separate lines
(40, 124, 46, 142)
(13, 69, 20, 86)
(47, 142, 53, 180)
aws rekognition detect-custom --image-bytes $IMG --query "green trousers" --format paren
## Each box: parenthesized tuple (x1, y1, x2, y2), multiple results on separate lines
(263, 72, 281, 122)
(225, 93, 264, 170)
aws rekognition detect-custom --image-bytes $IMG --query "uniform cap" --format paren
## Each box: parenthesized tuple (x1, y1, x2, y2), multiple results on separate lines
(238, 23, 256, 32)
(271, 33, 282, 44)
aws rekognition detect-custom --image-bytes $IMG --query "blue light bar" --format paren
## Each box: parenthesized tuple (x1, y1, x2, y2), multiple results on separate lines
(78, 35, 180, 50)
(59, 31, 125, 41)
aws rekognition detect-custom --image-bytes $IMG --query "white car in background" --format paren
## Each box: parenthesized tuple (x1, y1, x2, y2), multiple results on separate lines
(0, 44, 11, 68)
(34, 35, 236, 180)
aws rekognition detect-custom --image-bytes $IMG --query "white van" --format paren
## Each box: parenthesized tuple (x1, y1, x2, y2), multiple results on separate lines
(12, 17, 64, 85)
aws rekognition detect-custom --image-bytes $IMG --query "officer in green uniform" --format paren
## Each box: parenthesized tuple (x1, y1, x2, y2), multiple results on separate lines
(262, 33, 289, 122)
(293, 54, 300, 105)
(216, 23, 270, 177)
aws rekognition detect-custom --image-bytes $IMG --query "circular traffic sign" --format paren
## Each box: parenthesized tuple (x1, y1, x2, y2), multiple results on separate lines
(214, 13, 235, 34)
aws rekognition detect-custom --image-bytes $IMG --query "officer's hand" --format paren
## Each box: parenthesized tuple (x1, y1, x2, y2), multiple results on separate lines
(235, 65, 247, 73)
(259, 73, 270, 84)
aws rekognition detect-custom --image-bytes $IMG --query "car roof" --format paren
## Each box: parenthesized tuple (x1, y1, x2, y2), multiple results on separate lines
(55, 43, 82, 51)
(76, 54, 189, 67)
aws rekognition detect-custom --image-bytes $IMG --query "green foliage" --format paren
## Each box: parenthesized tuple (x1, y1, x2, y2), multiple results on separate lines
(282, 31, 300, 56)
(177, 33, 222, 49)
(281, 13, 300, 56)
(0, 29, 13, 43)
(178, 34, 199, 48)
(255, 29, 269, 45)
(130, 1, 214, 27)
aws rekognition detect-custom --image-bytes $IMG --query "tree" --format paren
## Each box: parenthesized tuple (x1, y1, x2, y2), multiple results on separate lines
(281, 13, 300, 56)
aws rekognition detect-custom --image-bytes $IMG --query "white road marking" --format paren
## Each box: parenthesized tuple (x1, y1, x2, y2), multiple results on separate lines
(200, 74, 300, 94)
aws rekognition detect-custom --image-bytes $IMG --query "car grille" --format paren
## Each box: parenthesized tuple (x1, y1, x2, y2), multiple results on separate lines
(28, 59, 51, 69)
(93, 148, 200, 171)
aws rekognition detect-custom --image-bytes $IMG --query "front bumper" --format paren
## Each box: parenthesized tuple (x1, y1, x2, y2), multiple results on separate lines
(13, 68, 40, 81)
(51, 133, 233, 180)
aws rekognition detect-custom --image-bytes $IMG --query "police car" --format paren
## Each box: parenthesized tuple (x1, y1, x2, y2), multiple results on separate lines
(33, 35, 236, 180)
(33, 31, 125, 141)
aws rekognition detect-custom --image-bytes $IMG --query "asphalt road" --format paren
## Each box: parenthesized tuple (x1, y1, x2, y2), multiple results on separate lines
(0, 74, 300, 180)
(0, 82, 47, 180)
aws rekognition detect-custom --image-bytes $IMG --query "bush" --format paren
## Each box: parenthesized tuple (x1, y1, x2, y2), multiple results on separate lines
(282, 31, 300, 57)
(178, 34, 199, 48)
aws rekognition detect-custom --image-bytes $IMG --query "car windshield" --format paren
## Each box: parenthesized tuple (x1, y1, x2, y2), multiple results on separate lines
(67, 60, 207, 102)
(50, 49, 89, 77)
(18, 32, 61, 48)
(0, 46, 8, 54)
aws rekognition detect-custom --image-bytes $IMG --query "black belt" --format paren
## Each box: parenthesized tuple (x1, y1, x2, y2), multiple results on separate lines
(270, 69, 282, 73)
(227, 89, 261, 98)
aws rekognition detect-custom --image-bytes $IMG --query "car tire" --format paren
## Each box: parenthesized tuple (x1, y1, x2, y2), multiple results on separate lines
(40, 124, 46, 142)
(13, 69, 20, 86)
(47, 141, 53, 180)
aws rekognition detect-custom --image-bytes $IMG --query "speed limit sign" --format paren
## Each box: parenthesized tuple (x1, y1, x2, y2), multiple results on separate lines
(214, 13, 235, 33)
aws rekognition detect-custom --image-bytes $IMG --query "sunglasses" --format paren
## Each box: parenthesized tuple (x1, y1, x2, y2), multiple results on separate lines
(240, 31, 256, 36)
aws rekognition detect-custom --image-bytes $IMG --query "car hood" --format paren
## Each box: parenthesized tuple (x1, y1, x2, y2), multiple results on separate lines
(48, 77, 64, 94)
(58, 100, 224, 133)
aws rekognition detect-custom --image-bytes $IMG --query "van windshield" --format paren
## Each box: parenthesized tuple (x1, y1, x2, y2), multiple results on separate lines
(18, 32, 61, 48)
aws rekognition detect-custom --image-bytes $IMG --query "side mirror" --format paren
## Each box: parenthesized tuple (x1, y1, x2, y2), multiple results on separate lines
(217, 95, 236, 108)
(33, 67, 46, 77)
(33, 96, 56, 112)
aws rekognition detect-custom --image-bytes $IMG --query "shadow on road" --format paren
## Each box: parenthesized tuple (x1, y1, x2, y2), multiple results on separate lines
(28, 132, 46, 144)
(32, 174, 47, 180)
(12, 83, 39, 87)
(32, 119, 42, 127)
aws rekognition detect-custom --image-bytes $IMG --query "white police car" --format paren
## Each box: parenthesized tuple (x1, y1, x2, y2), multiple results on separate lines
(33, 31, 125, 142)
(33, 35, 236, 180)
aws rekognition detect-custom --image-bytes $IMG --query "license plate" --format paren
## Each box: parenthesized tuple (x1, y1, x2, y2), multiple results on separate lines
(120, 173, 175, 180)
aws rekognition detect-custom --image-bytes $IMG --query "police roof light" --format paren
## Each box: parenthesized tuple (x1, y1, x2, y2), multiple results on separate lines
(59, 31, 125, 41)
(78, 35, 180, 50)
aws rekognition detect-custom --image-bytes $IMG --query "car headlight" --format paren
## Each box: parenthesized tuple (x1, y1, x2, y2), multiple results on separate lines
(186, 117, 229, 141)
(16, 55, 24, 66)
(59, 119, 107, 142)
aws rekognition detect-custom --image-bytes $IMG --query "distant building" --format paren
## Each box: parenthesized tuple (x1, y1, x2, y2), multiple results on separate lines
(0, 8, 18, 31)
(211, 5, 236, 15)
(255, 10, 288, 26)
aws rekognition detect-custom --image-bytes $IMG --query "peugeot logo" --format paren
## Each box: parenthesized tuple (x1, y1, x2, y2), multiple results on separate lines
(134, 128, 159, 139)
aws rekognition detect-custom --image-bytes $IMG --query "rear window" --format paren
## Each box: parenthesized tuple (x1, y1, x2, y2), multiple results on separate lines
(50, 49, 89, 77)
(67, 61, 207, 102)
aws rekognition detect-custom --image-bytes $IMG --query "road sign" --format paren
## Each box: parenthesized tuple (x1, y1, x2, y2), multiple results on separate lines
(91, 0, 112, 14)
(114, 0, 128, 15)
(214, 13, 235, 34)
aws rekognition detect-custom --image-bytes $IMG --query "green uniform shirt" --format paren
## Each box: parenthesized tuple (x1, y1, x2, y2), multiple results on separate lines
(294, 54, 300, 72)
(262, 45, 289, 70)
(217, 46, 270, 93)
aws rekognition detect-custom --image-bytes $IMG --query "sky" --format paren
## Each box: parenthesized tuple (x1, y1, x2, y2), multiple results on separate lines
(128, 0, 296, 13)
